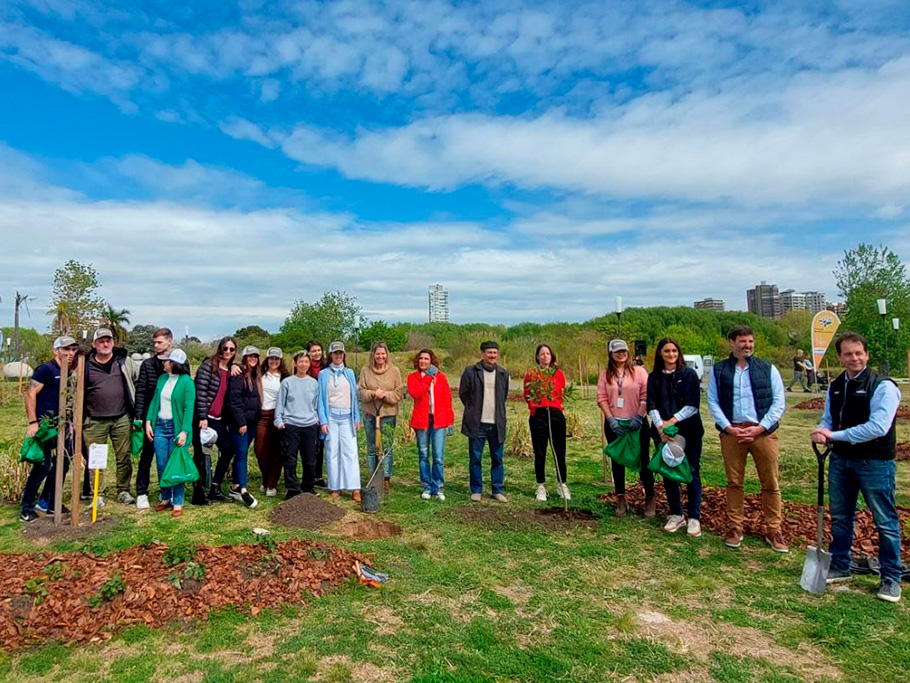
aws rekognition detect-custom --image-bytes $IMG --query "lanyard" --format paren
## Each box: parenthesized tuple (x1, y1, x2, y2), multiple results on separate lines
(616, 369, 625, 396)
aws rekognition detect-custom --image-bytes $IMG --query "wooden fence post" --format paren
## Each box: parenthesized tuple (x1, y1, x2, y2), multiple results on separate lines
(71, 355, 85, 526)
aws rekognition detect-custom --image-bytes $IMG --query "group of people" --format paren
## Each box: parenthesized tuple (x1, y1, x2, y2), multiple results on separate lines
(19, 324, 904, 602)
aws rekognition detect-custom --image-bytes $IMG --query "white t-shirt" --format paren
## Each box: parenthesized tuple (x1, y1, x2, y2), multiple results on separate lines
(159, 375, 178, 420)
(481, 368, 497, 424)
(261, 372, 282, 410)
(328, 372, 352, 411)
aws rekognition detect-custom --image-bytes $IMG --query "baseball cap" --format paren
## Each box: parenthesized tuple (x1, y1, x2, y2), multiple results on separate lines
(242, 345, 261, 357)
(167, 348, 188, 365)
(93, 328, 113, 341)
(266, 347, 283, 359)
(328, 341, 345, 354)
(53, 335, 78, 350)
(200, 426, 218, 455)
(608, 339, 629, 353)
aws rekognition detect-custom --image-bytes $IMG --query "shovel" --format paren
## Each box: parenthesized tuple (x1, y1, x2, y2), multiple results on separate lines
(800, 441, 832, 595)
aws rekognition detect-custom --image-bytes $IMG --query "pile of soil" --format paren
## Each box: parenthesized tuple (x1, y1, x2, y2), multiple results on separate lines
(22, 513, 119, 542)
(0, 539, 364, 649)
(336, 519, 402, 540)
(794, 397, 910, 419)
(446, 505, 598, 532)
(600, 484, 910, 560)
(269, 493, 346, 530)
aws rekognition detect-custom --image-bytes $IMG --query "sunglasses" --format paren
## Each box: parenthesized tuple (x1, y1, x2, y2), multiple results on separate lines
(223, 347, 236, 352)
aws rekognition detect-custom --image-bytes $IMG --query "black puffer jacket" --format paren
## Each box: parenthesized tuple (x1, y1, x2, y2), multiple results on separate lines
(134, 355, 191, 421)
(227, 373, 261, 429)
(194, 357, 233, 418)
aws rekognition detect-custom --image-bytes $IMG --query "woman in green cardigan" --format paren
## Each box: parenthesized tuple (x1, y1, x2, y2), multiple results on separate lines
(145, 348, 195, 517)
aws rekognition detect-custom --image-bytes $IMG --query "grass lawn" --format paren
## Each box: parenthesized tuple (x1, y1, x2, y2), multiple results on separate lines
(0, 379, 908, 682)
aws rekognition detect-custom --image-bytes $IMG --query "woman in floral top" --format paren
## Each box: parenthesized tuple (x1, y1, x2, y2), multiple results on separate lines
(523, 344, 569, 502)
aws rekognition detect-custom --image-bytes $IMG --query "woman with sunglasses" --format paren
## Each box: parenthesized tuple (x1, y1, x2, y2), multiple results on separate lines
(257, 347, 288, 497)
(225, 345, 261, 508)
(597, 339, 654, 517)
(317, 342, 362, 501)
(192, 336, 239, 505)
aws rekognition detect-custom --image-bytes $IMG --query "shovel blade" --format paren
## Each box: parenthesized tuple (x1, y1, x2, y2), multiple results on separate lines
(800, 546, 832, 595)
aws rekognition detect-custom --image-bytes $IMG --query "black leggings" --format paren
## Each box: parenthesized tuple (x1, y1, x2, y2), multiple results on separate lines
(604, 418, 654, 497)
(529, 408, 567, 484)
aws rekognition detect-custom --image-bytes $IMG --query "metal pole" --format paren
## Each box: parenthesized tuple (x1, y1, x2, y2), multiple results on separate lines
(882, 314, 890, 375)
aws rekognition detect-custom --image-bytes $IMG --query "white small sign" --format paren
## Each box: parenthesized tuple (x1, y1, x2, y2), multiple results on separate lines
(88, 443, 109, 470)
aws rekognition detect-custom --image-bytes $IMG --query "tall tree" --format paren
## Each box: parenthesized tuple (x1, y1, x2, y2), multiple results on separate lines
(126, 324, 157, 354)
(100, 305, 131, 345)
(48, 260, 105, 335)
(834, 244, 910, 373)
(273, 291, 362, 351)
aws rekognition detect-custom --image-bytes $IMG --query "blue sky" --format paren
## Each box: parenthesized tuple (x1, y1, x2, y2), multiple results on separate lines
(1, 0, 910, 339)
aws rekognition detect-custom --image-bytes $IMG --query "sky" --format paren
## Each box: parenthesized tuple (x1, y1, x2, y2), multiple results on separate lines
(2, 0, 910, 340)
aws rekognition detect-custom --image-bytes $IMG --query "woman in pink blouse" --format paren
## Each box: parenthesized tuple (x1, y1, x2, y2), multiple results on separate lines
(597, 339, 654, 518)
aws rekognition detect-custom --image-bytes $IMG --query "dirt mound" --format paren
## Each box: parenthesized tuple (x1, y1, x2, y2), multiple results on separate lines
(337, 519, 402, 540)
(22, 513, 119, 542)
(269, 493, 346, 529)
(600, 484, 910, 559)
(446, 505, 599, 532)
(0, 539, 364, 650)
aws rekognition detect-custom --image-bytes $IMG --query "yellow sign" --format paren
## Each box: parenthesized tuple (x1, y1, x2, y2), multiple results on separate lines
(811, 310, 841, 371)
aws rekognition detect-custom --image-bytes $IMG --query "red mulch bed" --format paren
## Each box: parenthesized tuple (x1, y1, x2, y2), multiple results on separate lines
(0, 539, 365, 650)
(600, 484, 910, 560)
(794, 397, 910, 419)
(898, 442, 910, 462)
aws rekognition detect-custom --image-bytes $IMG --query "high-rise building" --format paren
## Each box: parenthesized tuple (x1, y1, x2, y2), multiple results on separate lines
(746, 282, 781, 319)
(781, 289, 826, 314)
(826, 302, 846, 316)
(694, 298, 725, 311)
(428, 284, 449, 323)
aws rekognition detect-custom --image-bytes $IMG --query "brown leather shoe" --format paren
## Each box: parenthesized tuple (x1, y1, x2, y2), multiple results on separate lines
(644, 497, 657, 518)
(171, 508, 183, 518)
(155, 502, 171, 512)
(330, 490, 341, 498)
(352, 490, 362, 502)
(725, 531, 743, 548)
(383, 477, 390, 493)
(765, 532, 789, 553)
(615, 494, 627, 517)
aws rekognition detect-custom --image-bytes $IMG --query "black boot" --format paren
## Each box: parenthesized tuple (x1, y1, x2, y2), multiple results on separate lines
(191, 487, 209, 506)
(208, 484, 228, 502)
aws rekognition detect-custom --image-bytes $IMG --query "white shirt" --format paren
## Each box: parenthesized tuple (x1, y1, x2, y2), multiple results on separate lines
(481, 368, 497, 424)
(261, 372, 281, 410)
(328, 373, 352, 411)
(159, 375, 178, 420)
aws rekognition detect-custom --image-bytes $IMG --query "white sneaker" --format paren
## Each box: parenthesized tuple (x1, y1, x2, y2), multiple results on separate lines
(260, 484, 266, 493)
(266, 488, 277, 497)
(437, 491, 446, 501)
(687, 519, 702, 538)
(117, 491, 135, 505)
(558, 483, 571, 501)
(470, 493, 482, 502)
(663, 515, 686, 533)
(535, 484, 547, 502)
(421, 491, 432, 500)
(493, 493, 508, 503)
(136, 494, 149, 511)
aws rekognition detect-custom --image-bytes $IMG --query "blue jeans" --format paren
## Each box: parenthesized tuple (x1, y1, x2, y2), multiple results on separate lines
(828, 454, 904, 583)
(416, 416, 446, 494)
(468, 423, 504, 494)
(154, 418, 185, 507)
(230, 428, 251, 490)
(364, 415, 396, 478)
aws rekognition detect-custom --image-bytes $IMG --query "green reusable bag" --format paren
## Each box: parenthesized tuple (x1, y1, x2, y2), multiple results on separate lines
(33, 419, 58, 444)
(160, 445, 199, 487)
(647, 425, 693, 484)
(20, 437, 45, 464)
(130, 420, 144, 459)
(604, 420, 641, 469)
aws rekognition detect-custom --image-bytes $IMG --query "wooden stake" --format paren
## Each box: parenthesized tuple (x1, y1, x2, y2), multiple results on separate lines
(71, 355, 85, 527)
(17, 359, 25, 395)
(53, 358, 69, 526)
(577, 356, 584, 398)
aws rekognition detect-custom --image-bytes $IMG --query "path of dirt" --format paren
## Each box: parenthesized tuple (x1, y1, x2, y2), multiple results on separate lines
(445, 505, 599, 532)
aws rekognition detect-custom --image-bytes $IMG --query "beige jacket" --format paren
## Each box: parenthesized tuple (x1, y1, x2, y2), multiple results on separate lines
(358, 364, 405, 418)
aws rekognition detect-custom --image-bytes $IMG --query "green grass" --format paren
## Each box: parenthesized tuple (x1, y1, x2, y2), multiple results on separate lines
(1, 380, 909, 681)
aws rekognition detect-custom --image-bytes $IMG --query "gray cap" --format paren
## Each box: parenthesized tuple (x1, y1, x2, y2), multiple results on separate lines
(328, 341, 345, 354)
(266, 347, 283, 359)
(167, 348, 188, 365)
(242, 345, 261, 357)
(608, 339, 629, 353)
(53, 335, 78, 349)
(93, 328, 113, 341)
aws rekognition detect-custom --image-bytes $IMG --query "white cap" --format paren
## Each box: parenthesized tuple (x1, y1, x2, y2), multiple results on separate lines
(242, 345, 261, 357)
(93, 328, 113, 341)
(266, 347, 283, 359)
(167, 348, 188, 365)
(53, 335, 78, 349)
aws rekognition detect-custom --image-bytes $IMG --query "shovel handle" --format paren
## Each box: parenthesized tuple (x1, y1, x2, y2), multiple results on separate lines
(812, 441, 831, 460)
(811, 441, 831, 547)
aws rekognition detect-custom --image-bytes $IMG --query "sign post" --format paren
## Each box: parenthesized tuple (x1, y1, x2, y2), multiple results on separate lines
(811, 310, 841, 388)
(88, 443, 109, 524)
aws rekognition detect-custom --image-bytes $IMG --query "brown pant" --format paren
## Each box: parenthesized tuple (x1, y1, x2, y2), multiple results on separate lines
(255, 410, 283, 489)
(720, 430, 782, 534)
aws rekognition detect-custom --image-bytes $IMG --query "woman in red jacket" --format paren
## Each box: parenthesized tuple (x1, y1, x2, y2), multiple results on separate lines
(407, 349, 454, 501)
(523, 344, 569, 502)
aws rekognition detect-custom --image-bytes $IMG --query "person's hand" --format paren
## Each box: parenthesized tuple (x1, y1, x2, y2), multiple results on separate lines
(607, 417, 624, 436)
(660, 431, 672, 443)
(199, 419, 208, 430)
(374, 389, 386, 400)
(176, 432, 187, 447)
(278, 423, 286, 430)
(145, 422, 154, 441)
(355, 421, 361, 431)
(811, 428, 833, 445)
(27, 422, 38, 439)
(230, 365, 242, 377)
(628, 415, 644, 432)
(724, 425, 742, 439)
(239, 425, 247, 435)
(427, 365, 438, 377)
(739, 425, 765, 443)
(321, 424, 329, 435)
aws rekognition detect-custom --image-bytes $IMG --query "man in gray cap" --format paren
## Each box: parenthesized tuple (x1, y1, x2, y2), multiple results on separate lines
(20, 335, 78, 521)
(79, 328, 138, 506)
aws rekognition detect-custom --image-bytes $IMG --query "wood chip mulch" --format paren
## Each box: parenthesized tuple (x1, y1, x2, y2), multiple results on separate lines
(793, 397, 910, 419)
(0, 539, 365, 650)
(600, 484, 910, 560)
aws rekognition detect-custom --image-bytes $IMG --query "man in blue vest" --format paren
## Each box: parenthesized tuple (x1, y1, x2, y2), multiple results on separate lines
(708, 325, 787, 552)
(811, 331, 903, 603)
